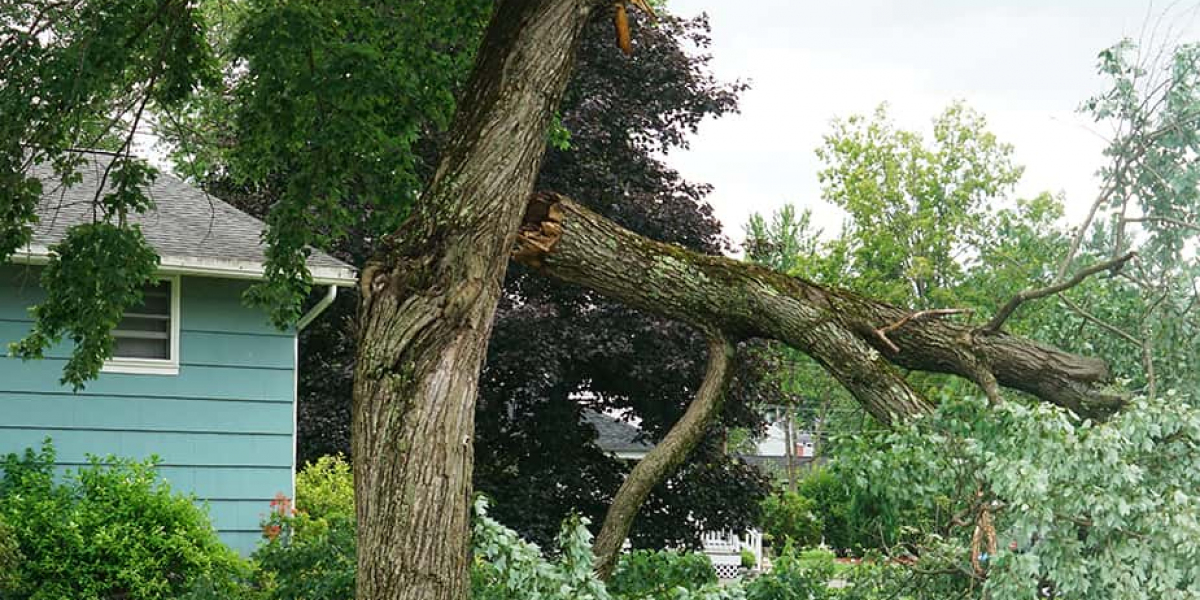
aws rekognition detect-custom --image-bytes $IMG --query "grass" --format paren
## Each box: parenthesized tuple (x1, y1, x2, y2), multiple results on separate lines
(795, 548, 855, 577)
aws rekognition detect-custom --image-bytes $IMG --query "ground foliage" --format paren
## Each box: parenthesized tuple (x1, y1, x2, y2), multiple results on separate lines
(837, 393, 1200, 599)
(0, 442, 243, 600)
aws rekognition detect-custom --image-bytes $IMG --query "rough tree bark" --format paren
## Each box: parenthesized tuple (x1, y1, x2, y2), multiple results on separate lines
(591, 333, 736, 579)
(515, 192, 1128, 421)
(350, 3, 595, 599)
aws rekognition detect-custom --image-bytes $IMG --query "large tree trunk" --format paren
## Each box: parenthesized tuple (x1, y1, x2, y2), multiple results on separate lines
(350, 4, 593, 599)
(515, 192, 1128, 421)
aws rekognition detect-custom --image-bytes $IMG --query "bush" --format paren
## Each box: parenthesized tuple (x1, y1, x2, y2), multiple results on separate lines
(0, 441, 244, 600)
(608, 549, 718, 598)
(759, 490, 822, 549)
(743, 545, 838, 600)
(767, 468, 901, 557)
(253, 457, 356, 600)
(0, 513, 25, 594)
(740, 549, 757, 570)
(294, 454, 353, 519)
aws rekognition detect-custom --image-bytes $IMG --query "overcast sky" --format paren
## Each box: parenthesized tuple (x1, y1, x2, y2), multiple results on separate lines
(662, 0, 1200, 247)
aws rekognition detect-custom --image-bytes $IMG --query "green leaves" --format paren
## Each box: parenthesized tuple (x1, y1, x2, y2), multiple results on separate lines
(9, 223, 159, 390)
(608, 550, 718, 598)
(814, 102, 1023, 307)
(2, 0, 218, 387)
(217, 0, 490, 326)
(838, 393, 1200, 599)
(0, 441, 243, 600)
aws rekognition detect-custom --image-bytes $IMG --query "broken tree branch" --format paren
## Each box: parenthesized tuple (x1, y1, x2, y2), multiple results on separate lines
(515, 192, 1129, 421)
(591, 333, 735, 580)
(875, 308, 972, 353)
(1061, 296, 1142, 346)
(982, 252, 1137, 334)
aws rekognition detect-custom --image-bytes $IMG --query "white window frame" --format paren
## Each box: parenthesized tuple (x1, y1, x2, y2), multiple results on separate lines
(102, 274, 181, 376)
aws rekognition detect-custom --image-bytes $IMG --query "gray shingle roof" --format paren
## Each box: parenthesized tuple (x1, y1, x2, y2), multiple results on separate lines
(16, 152, 356, 285)
(582, 410, 654, 454)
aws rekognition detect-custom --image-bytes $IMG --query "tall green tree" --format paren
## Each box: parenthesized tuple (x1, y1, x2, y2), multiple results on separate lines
(814, 102, 1023, 307)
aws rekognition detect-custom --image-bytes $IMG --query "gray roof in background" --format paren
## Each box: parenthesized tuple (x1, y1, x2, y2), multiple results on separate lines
(582, 410, 654, 454)
(583, 410, 825, 476)
(22, 152, 353, 281)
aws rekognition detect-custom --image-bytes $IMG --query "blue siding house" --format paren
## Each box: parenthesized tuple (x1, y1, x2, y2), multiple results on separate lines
(0, 153, 357, 554)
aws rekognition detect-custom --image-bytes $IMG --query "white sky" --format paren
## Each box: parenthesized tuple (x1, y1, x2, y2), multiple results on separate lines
(663, 0, 1200, 246)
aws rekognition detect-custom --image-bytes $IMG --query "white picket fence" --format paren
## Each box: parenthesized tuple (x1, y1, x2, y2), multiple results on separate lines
(700, 529, 764, 579)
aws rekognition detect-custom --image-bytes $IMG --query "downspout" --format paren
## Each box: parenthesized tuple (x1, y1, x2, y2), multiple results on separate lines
(297, 285, 338, 331)
(292, 284, 338, 493)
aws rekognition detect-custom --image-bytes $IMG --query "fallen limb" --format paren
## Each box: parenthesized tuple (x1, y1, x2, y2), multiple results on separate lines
(515, 192, 1128, 421)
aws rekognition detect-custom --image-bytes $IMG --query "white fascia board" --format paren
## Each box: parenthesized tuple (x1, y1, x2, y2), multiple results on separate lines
(9, 244, 358, 287)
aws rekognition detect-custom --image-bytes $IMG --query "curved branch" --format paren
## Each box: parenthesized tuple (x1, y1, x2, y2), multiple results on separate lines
(982, 252, 1137, 333)
(591, 333, 735, 580)
(515, 192, 1127, 420)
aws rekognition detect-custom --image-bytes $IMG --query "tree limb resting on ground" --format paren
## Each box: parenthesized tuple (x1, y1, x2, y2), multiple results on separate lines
(590, 333, 735, 579)
(515, 192, 1129, 422)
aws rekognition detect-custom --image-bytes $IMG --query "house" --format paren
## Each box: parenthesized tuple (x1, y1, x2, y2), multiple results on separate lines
(0, 152, 357, 554)
(743, 417, 817, 480)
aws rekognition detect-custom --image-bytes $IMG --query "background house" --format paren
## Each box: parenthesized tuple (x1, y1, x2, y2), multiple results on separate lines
(0, 153, 356, 554)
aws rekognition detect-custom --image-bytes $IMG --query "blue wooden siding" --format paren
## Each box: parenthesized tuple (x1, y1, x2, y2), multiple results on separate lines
(0, 264, 295, 555)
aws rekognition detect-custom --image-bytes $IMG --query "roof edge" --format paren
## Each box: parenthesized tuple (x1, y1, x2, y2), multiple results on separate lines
(9, 245, 358, 287)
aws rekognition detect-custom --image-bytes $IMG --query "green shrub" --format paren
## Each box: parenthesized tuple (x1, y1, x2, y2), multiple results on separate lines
(743, 545, 837, 600)
(759, 490, 822, 549)
(471, 496, 611, 600)
(0, 513, 25, 594)
(0, 441, 243, 600)
(253, 511, 356, 600)
(253, 456, 356, 600)
(740, 549, 757, 570)
(294, 455, 353, 520)
(784, 468, 901, 557)
(607, 549, 718, 598)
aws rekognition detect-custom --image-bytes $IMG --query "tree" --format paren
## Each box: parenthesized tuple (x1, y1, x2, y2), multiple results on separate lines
(739, 40, 1200, 598)
(476, 11, 773, 552)
(185, 6, 775, 550)
(1, 2, 1160, 598)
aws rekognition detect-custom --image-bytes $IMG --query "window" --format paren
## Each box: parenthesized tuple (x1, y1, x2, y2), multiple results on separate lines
(103, 276, 180, 375)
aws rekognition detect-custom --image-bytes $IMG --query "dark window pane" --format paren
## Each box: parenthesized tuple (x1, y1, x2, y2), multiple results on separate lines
(113, 280, 172, 360)
(114, 337, 170, 359)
